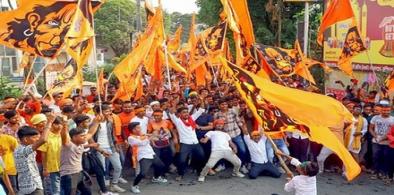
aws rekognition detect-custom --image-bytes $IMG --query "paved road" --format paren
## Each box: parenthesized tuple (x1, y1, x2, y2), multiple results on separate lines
(91, 170, 393, 195)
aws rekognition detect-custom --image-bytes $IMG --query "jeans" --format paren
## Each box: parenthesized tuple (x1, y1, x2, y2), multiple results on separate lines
(266, 138, 290, 163)
(231, 135, 248, 164)
(177, 143, 205, 176)
(387, 147, 394, 179)
(60, 172, 91, 195)
(82, 152, 107, 193)
(153, 146, 174, 172)
(249, 161, 282, 179)
(96, 148, 122, 184)
(48, 172, 60, 195)
(372, 143, 389, 175)
(288, 137, 309, 162)
(200, 150, 241, 177)
(133, 156, 165, 186)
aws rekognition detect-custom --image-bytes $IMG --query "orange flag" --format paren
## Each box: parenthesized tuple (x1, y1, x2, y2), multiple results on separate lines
(294, 40, 316, 84)
(222, 57, 360, 181)
(0, 0, 77, 58)
(386, 71, 394, 91)
(195, 63, 208, 87)
(97, 68, 105, 95)
(337, 19, 367, 76)
(317, 0, 354, 45)
(19, 52, 36, 72)
(168, 25, 183, 53)
(228, 0, 255, 47)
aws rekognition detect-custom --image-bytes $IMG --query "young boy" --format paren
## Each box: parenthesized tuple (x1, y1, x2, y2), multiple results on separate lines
(198, 119, 244, 182)
(38, 117, 63, 195)
(14, 113, 55, 195)
(277, 151, 318, 195)
(128, 122, 167, 194)
(60, 114, 103, 195)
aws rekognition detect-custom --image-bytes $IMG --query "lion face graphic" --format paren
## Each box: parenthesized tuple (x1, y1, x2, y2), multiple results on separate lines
(0, 2, 76, 58)
(261, 46, 296, 77)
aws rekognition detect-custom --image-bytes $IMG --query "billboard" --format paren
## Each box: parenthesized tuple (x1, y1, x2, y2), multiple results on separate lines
(323, 0, 394, 72)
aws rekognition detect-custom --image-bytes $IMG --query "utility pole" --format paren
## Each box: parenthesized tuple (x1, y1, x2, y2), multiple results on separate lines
(136, 0, 142, 32)
(283, 0, 319, 56)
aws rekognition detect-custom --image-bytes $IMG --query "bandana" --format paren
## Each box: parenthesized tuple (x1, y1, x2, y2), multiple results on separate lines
(135, 108, 145, 114)
(182, 116, 196, 130)
(31, 114, 47, 125)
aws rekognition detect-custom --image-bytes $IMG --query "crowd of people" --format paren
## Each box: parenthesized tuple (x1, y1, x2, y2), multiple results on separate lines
(0, 76, 393, 195)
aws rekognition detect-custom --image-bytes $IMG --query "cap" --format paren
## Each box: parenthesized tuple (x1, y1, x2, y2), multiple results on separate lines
(31, 114, 47, 125)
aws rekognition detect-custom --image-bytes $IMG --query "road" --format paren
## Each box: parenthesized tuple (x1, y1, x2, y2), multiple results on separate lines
(91, 170, 393, 195)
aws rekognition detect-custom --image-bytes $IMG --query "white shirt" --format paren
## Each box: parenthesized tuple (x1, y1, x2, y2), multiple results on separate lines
(169, 108, 205, 144)
(284, 175, 317, 195)
(244, 134, 268, 164)
(131, 116, 149, 134)
(128, 136, 155, 161)
(97, 122, 110, 148)
(205, 131, 232, 151)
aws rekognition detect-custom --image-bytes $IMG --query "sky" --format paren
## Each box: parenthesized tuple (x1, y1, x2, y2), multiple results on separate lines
(152, 0, 199, 14)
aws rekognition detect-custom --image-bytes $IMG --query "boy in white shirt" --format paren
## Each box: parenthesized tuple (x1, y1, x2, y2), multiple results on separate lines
(277, 151, 318, 195)
(128, 122, 167, 194)
(198, 119, 245, 182)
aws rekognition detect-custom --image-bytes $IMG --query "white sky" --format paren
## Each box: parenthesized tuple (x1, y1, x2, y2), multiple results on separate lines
(152, 0, 199, 14)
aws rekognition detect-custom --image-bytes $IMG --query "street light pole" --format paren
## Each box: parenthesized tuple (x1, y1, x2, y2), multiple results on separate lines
(136, 0, 142, 32)
(303, 1, 309, 56)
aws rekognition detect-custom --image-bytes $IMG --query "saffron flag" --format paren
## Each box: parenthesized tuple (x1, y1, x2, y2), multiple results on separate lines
(337, 20, 367, 76)
(255, 44, 297, 78)
(48, 59, 83, 97)
(113, 66, 142, 101)
(0, 0, 77, 58)
(385, 71, 394, 91)
(19, 52, 36, 72)
(145, 0, 156, 21)
(228, 0, 255, 47)
(190, 22, 227, 72)
(317, 0, 354, 45)
(294, 40, 316, 84)
(167, 25, 182, 53)
(65, 0, 101, 68)
(113, 29, 156, 84)
(221, 57, 360, 181)
(97, 68, 105, 95)
(219, 0, 240, 34)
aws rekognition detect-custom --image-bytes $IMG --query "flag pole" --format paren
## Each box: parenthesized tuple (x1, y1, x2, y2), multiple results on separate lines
(92, 9, 102, 114)
(163, 42, 172, 90)
(22, 57, 37, 91)
(265, 134, 294, 178)
(104, 72, 113, 101)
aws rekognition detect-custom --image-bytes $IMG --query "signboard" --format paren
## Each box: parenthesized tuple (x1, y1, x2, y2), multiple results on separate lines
(323, 0, 394, 71)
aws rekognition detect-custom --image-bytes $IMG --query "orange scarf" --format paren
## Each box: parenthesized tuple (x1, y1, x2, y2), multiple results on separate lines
(130, 134, 147, 168)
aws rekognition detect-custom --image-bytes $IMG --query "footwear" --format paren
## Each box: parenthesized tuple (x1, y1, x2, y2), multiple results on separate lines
(100, 191, 119, 195)
(208, 169, 216, 176)
(215, 164, 226, 172)
(118, 177, 128, 184)
(110, 184, 126, 193)
(240, 165, 249, 174)
(370, 174, 378, 180)
(198, 176, 205, 182)
(105, 179, 110, 186)
(169, 164, 177, 173)
(232, 172, 245, 178)
(152, 176, 168, 183)
(131, 185, 141, 194)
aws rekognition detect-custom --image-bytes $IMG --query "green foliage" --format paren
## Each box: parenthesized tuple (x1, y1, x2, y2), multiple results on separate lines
(168, 12, 193, 43)
(95, 0, 137, 57)
(196, 0, 304, 47)
(0, 77, 22, 99)
(83, 64, 116, 83)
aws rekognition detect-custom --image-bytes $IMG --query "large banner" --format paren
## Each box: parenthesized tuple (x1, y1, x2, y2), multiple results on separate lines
(323, 0, 394, 72)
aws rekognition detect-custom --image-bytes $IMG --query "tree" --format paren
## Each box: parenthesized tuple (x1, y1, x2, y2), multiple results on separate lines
(95, 0, 137, 57)
(196, 0, 304, 48)
(0, 77, 22, 100)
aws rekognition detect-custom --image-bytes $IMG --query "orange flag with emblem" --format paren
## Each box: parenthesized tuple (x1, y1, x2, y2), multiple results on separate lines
(317, 0, 354, 45)
(228, 0, 255, 47)
(0, 0, 77, 58)
(221, 57, 360, 181)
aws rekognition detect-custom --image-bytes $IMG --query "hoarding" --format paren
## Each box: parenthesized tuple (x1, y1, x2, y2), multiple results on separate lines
(323, 0, 394, 72)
